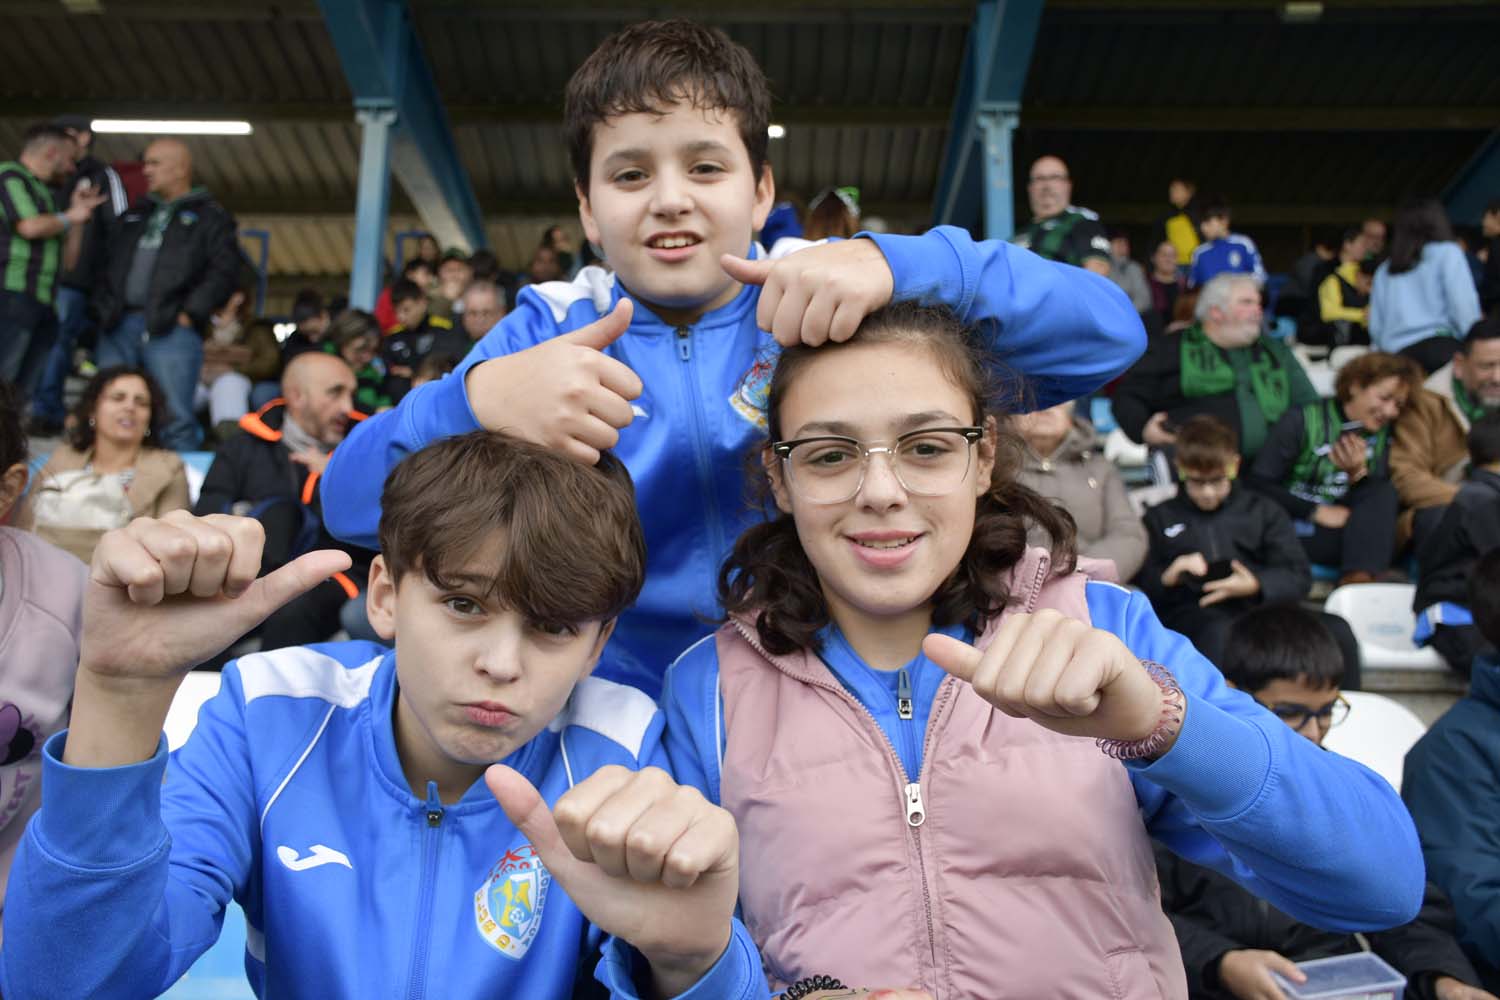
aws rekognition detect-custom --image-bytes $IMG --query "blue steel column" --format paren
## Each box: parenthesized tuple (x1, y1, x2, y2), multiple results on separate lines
(932, 0, 1043, 236)
(1443, 129, 1500, 227)
(979, 108, 1019, 241)
(350, 105, 396, 310)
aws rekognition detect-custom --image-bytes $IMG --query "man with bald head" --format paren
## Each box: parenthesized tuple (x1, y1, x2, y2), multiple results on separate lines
(193, 351, 375, 651)
(95, 137, 241, 449)
(1012, 154, 1113, 276)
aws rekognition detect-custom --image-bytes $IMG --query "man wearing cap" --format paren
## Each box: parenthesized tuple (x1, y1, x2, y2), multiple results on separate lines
(29, 114, 129, 435)
(0, 123, 105, 401)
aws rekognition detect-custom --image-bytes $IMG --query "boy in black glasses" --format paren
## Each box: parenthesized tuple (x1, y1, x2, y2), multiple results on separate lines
(1155, 603, 1489, 1000)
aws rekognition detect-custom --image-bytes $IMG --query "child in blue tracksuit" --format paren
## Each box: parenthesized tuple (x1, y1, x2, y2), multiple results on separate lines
(318, 20, 1147, 698)
(0, 433, 766, 1000)
(659, 303, 1425, 996)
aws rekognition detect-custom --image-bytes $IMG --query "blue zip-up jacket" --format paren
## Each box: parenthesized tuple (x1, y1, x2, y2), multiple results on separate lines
(663, 582, 1426, 933)
(321, 229, 1146, 696)
(0, 642, 768, 1000)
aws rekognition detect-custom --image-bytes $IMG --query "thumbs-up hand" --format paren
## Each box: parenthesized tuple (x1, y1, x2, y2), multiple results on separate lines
(721, 237, 894, 348)
(65, 511, 353, 768)
(465, 298, 643, 465)
(923, 610, 1177, 751)
(487, 763, 739, 997)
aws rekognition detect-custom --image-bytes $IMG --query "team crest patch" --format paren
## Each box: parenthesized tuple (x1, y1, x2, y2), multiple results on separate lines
(730, 356, 774, 430)
(474, 844, 551, 959)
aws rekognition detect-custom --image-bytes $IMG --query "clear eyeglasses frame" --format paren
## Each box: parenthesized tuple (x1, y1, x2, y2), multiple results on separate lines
(770, 426, 984, 505)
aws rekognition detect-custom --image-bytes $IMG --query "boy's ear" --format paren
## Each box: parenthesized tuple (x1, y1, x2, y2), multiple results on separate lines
(575, 180, 602, 249)
(0, 462, 29, 523)
(751, 161, 776, 234)
(1226, 456, 1241, 480)
(763, 446, 793, 514)
(581, 618, 618, 678)
(365, 555, 398, 642)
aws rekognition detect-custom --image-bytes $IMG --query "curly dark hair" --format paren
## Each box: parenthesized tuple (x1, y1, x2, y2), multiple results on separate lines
(719, 302, 1079, 656)
(66, 366, 167, 452)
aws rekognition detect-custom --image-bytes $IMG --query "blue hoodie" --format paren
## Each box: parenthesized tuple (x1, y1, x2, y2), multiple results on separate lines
(663, 582, 1427, 934)
(0, 642, 767, 1000)
(320, 229, 1147, 696)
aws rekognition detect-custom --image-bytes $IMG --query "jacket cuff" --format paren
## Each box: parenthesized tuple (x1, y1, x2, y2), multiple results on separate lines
(1125, 690, 1274, 819)
(422, 360, 486, 439)
(866, 226, 973, 309)
(34, 730, 171, 868)
(598, 920, 766, 1000)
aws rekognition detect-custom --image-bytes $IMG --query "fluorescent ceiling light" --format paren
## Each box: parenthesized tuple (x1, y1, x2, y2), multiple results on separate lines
(767, 123, 786, 139)
(90, 119, 254, 136)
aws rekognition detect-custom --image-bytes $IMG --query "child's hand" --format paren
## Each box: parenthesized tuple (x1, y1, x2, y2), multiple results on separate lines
(1162, 552, 1209, 588)
(64, 512, 352, 769)
(1199, 559, 1259, 607)
(465, 299, 641, 465)
(923, 610, 1175, 749)
(80, 512, 352, 686)
(1434, 975, 1499, 1000)
(1329, 431, 1367, 476)
(720, 239, 893, 347)
(1311, 504, 1351, 529)
(1216, 948, 1304, 1000)
(487, 763, 738, 997)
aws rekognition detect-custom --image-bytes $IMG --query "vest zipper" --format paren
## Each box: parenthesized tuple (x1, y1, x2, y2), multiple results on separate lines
(731, 620, 944, 986)
(676, 325, 692, 362)
(405, 781, 446, 1000)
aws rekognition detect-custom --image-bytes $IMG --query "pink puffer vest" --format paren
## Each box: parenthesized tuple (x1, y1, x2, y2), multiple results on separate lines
(716, 547, 1187, 999)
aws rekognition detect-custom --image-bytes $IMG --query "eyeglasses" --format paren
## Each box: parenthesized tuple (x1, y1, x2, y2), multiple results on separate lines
(1258, 695, 1351, 731)
(771, 427, 983, 504)
(1028, 172, 1069, 185)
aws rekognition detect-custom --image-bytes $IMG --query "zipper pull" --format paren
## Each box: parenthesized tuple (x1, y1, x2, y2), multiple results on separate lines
(675, 326, 691, 361)
(425, 780, 444, 827)
(897, 668, 913, 720)
(904, 782, 926, 827)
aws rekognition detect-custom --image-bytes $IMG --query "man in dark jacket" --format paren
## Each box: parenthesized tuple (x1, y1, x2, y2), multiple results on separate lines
(1160, 604, 1490, 1000)
(1114, 273, 1319, 462)
(1137, 415, 1312, 666)
(94, 138, 241, 450)
(1405, 550, 1500, 994)
(1412, 413, 1500, 676)
(30, 114, 129, 435)
(193, 351, 373, 651)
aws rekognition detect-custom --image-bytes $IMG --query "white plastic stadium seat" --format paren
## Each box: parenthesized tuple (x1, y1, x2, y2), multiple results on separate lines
(1322, 583, 1446, 671)
(1322, 690, 1428, 791)
(163, 670, 223, 751)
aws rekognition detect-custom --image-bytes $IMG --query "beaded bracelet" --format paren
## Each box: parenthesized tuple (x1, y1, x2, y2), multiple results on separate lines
(783, 974, 847, 999)
(1096, 660, 1185, 760)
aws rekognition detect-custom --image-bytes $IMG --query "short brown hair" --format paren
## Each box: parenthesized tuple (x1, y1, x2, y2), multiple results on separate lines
(1334, 351, 1422, 403)
(720, 303, 1078, 656)
(564, 19, 771, 190)
(1174, 415, 1239, 473)
(378, 432, 646, 626)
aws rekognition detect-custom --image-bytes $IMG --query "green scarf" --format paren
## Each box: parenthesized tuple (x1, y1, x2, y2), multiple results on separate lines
(1453, 378, 1493, 426)
(1179, 324, 1295, 453)
(1286, 399, 1389, 506)
(135, 187, 206, 253)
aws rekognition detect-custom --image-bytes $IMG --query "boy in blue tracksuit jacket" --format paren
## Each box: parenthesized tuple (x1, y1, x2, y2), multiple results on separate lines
(320, 21, 1147, 698)
(663, 580, 1424, 935)
(1, 433, 767, 1000)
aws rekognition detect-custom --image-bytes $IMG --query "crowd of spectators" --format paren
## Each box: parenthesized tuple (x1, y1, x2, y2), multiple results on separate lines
(1, 72, 1499, 999)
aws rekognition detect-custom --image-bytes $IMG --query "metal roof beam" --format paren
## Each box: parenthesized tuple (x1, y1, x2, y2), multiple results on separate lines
(1443, 129, 1500, 227)
(318, 0, 485, 255)
(1020, 107, 1500, 132)
(932, 0, 1044, 236)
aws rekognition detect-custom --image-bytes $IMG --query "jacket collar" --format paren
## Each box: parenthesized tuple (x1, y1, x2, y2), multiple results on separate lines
(236, 397, 365, 444)
(1469, 655, 1500, 711)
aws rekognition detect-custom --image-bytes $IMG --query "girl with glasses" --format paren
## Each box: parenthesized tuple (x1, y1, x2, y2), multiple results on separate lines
(661, 302, 1426, 998)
